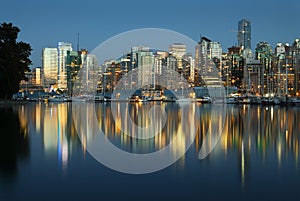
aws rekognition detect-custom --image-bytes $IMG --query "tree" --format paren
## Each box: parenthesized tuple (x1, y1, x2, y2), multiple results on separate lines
(0, 22, 32, 99)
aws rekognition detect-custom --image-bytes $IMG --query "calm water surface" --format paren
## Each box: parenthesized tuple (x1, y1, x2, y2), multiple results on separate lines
(0, 102, 300, 201)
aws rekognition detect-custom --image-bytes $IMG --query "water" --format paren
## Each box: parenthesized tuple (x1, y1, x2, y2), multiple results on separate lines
(0, 102, 300, 200)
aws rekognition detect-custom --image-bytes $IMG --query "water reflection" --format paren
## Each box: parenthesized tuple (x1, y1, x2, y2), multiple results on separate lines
(72, 102, 198, 173)
(42, 103, 78, 170)
(94, 102, 183, 154)
(208, 105, 300, 186)
(0, 102, 299, 184)
(0, 106, 29, 180)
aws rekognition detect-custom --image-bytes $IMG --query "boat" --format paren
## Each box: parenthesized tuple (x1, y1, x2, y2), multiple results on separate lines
(94, 95, 105, 102)
(250, 96, 262, 105)
(48, 95, 68, 102)
(196, 96, 212, 103)
(292, 98, 300, 106)
(212, 98, 225, 104)
(130, 96, 141, 102)
(237, 96, 251, 104)
(261, 97, 281, 105)
(147, 95, 163, 101)
(226, 97, 238, 104)
(71, 96, 88, 102)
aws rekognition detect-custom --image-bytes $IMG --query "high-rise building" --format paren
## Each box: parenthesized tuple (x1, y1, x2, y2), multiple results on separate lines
(255, 41, 273, 95)
(238, 19, 251, 50)
(32, 67, 41, 86)
(85, 54, 98, 93)
(227, 46, 244, 89)
(187, 55, 195, 83)
(209, 42, 222, 60)
(58, 42, 73, 90)
(169, 43, 186, 58)
(42, 47, 58, 90)
(66, 50, 82, 95)
(283, 40, 300, 96)
(195, 36, 222, 76)
(131, 46, 154, 88)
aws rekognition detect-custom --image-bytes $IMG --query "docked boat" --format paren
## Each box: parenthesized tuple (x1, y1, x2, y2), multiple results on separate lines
(236, 96, 251, 104)
(292, 98, 300, 106)
(130, 96, 141, 102)
(48, 95, 68, 102)
(226, 97, 238, 104)
(196, 96, 212, 103)
(94, 95, 105, 102)
(249, 96, 262, 105)
(212, 98, 225, 104)
(261, 97, 280, 105)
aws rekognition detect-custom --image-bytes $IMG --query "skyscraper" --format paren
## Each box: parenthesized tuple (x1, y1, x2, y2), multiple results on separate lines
(195, 36, 222, 75)
(131, 46, 154, 87)
(58, 42, 73, 90)
(238, 19, 251, 50)
(42, 47, 58, 89)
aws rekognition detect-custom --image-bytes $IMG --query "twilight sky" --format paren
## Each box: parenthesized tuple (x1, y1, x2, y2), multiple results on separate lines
(1, 0, 300, 67)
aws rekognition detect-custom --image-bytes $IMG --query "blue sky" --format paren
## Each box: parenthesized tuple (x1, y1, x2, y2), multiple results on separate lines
(1, 0, 300, 67)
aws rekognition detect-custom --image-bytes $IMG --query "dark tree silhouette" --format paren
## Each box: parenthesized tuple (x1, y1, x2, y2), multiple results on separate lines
(0, 106, 29, 179)
(0, 22, 32, 99)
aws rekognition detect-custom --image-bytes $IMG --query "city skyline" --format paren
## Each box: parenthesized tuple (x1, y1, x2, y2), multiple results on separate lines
(1, 0, 300, 68)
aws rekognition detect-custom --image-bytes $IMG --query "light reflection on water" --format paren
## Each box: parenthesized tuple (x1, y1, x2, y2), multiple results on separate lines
(1, 102, 300, 200)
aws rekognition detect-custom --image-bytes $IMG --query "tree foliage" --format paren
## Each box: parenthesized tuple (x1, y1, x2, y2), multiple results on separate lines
(0, 22, 32, 99)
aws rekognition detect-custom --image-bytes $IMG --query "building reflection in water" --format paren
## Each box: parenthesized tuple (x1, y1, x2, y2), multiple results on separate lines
(74, 102, 198, 170)
(2, 102, 300, 185)
(9, 103, 78, 172)
(199, 104, 300, 187)
(42, 103, 77, 170)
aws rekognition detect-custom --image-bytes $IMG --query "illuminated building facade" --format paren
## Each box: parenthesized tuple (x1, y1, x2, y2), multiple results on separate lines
(66, 50, 82, 95)
(58, 42, 73, 91)
(42, 47, 58, 90)
(169, 43, 186, 58)
(195, 37, 222, 76)
(255, 41, 273, 95)
(238, 19, 251, 50)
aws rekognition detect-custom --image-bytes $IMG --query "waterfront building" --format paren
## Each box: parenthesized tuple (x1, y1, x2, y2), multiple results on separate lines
(227, 46, 244, 89)
(101, 60, 116, 92)
(284, 40, 300, 96)
(195, 36, 222, 76)
(42, 47, 58, 90)
(85, 54, 99, 93)
(245, 59, 262, 95)
(19, 67, 43, 93)
(58, 42, 73, 91)
(255, 41, 273, 95)
(66, 50, 82, 95)
(99, 47, 193, 96)
(184, 53, 195, 83)
(131, 46, 155, 88)
(273, 43, 289, 96)
(32, 67, 42, 86)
